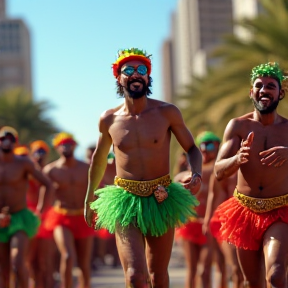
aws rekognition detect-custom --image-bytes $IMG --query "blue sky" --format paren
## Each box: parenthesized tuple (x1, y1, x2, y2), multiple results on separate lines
(7, 0, 177, 159)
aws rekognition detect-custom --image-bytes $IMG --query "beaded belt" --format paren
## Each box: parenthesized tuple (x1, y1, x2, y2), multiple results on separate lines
(54, 205, 84, 216)
(114, 174, 172, 197)
(233, 189, 288, 213)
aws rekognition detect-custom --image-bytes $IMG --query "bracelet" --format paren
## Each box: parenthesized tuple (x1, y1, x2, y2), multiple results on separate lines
(192, 172, 202, 181)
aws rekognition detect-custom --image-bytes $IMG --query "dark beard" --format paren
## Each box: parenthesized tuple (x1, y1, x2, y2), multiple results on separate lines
(252, 98, 279, 114)
(63, 151, 73, 158)
(125, 79, 148, 99)
(1, 148, 12, 153)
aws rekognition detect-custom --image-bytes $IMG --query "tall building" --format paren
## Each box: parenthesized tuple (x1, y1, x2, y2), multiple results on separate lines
(161, 0, 262, 101)
(0, 0, 33, 97)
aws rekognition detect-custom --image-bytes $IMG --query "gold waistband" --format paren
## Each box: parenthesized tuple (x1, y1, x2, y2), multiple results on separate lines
(114, 174, 172, 196)
(53, 205, 84, 216)
(233, 189, 288, 213)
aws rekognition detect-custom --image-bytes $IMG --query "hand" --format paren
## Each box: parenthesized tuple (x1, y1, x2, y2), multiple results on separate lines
(84, 203, 94, 227)
(0, 206, 11, 228)
(259, 146, 288, 167)
(183, 173, 202, 195)
(236, 132, 254, 165)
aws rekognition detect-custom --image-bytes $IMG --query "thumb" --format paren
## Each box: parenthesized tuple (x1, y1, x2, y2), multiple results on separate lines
(245, 132, 254, 147)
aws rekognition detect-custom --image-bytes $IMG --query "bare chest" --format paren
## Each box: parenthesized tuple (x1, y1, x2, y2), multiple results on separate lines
(110, 114, 170, 150)
(0, 162, 26, 185)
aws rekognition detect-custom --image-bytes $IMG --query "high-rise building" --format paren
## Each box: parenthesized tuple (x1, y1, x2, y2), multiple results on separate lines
(0, 0, 33, 97)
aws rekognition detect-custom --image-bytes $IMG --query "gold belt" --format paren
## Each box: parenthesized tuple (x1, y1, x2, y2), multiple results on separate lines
(233, 189, 288, 213)
(114, 174, 172, 196)
(54, 205, 84, 216)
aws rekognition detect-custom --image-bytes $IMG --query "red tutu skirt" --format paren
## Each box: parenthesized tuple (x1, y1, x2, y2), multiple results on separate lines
(211, 197, 288, 250)
(44, 207, 95, 239)
(176, 218, 207, 245)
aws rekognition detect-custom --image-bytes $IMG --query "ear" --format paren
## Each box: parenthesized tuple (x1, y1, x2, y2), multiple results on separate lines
(249, 88, 253, 98)
(279, 89, 285, 100)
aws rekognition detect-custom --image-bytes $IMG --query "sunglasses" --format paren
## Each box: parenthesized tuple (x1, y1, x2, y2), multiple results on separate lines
(200, 142, 215, 152)
(0, 134, 16, 143)
(121, 65, 148, 76)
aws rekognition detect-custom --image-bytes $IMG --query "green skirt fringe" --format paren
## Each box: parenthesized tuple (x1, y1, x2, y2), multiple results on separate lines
(90, 182, 199, 237)
(0, 208, 40, 243)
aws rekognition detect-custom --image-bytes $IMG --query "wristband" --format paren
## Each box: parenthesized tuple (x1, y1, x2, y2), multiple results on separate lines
(192, 172, 202, 181)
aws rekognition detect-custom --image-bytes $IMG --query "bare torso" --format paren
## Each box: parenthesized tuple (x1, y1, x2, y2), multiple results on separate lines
(233, 113, 288, 197)
(106, 99, 177, 180)
(44, 159, 89, 209)
(0, 156, 29, 213)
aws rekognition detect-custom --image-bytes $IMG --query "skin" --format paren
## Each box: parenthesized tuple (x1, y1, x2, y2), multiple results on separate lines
(84, 59, 202, 288)
(43, 143, 93, 288)
(0, 136, 53, 288)
(204, 172, 244, 288)
(175, 141, 224, 288)
(26, 148, 55, 288)
(214, 76, 288, 288)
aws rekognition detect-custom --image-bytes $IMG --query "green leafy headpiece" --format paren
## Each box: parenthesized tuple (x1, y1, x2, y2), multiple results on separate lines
(251, 62, 285, 84)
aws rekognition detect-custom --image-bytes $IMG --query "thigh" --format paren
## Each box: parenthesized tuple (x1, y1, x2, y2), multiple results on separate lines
(75, 236, 93, 268)
(263, 222, 288, 274)
(236, 247, 262, 285)
(115, 223, 147, 273)
(145, 228, 174, 274)
(53, 225, 75, 256)
(0, 242, 10, 267)
(10, 231, 30, 262)
(182, 239, 201, 269)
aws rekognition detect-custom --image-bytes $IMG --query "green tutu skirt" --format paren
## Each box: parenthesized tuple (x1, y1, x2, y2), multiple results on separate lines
(0, 208, 40, 243)
(90, 182, 199, 237)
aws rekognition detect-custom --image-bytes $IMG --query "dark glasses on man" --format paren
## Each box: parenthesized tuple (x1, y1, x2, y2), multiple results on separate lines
(200, 141, 215, 151)
(121, 65, 148, 76)
(0, 134, 16, 143)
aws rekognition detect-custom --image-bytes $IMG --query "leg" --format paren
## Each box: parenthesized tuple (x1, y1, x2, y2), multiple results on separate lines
(145, 228, 175, 288)
(181, 239, 201, 288)
(199, 244, 213, 288)
(10, 231, 30, 288)
(236, 248, 263, 288)
(263, 222, 288, 288)
(221, 241, 243, 288)
(0, 242, 10, 288)
(115, 223, 149, 288)
(75, 236, 93, 288)
(53, 226, 76, 288)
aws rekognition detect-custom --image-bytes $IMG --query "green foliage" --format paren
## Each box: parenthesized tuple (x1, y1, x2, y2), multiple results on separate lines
(0, 88, 59, 146)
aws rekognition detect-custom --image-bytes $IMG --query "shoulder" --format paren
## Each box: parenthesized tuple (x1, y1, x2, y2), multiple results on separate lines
(225, 113, 253, 134)
(100, 104, 124, 121)
(76, 159, 90, 169)
(148, 99, 182, 117)
(42, 160, 58, 174)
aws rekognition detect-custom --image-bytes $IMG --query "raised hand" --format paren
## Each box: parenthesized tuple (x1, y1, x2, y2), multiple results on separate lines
(259, 146, 288, 167)
(0, 206, 11, 228)
(236, 132, 254, 165)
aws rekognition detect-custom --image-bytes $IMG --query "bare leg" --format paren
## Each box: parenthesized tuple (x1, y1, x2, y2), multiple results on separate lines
(115, 223, 149, 288)
(54, 226, 76, 288)
(181, 239, 201, 288)
(146, 228, 175, 288)
(263, 222, 288, 288)
(10, 231, 30, 288)
(75, 236, 93, 288)
(221, 241, 243, 288)
(0, 242, 10, 288)
(236, 248, 263, 288)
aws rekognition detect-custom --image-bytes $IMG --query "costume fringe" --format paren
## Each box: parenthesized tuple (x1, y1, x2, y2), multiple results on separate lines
(90, 182, 199, 237)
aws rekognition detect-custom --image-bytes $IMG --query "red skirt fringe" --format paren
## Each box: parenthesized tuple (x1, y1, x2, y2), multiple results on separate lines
(176, 219, 207, 245)
(211, 197, 288, 250)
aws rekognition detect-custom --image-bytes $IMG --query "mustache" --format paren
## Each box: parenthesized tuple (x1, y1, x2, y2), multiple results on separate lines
(128, 78, 146, 85)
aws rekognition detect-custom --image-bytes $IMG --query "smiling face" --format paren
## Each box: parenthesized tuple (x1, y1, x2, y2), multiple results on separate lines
(118, 60, 149, 99)
(250, 76, 284, 114)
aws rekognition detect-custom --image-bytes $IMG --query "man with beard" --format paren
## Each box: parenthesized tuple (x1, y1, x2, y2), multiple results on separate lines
(43, 132, 95, 288)
(214, 62, 288, 287)
(84, 48, 202, 288)
(0, 126, 53, 288)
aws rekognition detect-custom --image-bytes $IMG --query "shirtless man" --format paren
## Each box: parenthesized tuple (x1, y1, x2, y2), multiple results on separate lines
(26, 140, 54, 288)
(43, 132, 95, 288)
(214, 62, 288, 288)
(0, 126, 52, 288)
(175, 131, 224, 288)
(85, 48, 202, 288)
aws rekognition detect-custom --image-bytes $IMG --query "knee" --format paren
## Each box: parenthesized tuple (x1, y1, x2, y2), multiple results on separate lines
(267, 264, 286, 287)
(60, 250, 74, 265)
(150, 271, 169, 287)
(125, 267, 150, 287)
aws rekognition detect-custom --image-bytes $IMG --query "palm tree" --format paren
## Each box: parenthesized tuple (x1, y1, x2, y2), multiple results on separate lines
(177, 0, 288, 139)
(171, 0, 288, 171)
(0, 88, 59, 145)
